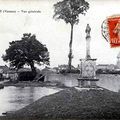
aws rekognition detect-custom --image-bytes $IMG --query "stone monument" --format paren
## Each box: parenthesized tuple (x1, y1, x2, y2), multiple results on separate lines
(78, 24, 99, 88)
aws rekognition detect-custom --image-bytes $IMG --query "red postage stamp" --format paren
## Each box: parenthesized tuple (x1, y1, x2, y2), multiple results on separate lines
(107, 16, 120, 48)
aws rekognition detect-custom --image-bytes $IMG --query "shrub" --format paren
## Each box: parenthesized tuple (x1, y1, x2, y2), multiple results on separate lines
(96, 69, 103, 74)
(59, 69, 80, 74)
(18, 71, 36, 81)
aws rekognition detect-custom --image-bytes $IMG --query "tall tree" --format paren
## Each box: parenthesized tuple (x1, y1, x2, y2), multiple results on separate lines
(2, 33, 49, 76)
(53, 0, 89, 72)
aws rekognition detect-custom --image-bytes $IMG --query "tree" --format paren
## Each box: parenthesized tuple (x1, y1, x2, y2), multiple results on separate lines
(2, 33, 49, 76)
(53, 0, 89, 72)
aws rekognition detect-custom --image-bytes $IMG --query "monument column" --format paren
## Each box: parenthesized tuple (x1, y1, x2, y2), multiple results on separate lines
(86, 24, 91, 59)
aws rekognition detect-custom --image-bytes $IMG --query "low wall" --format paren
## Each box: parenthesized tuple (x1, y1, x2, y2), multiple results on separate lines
(45, 73, 79, 87)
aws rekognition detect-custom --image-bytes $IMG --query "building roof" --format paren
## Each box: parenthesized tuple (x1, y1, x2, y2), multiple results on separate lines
(97, 64, 109, 66)
(0, 65, 9, 73)
(18, 68, 31, 72)
(58, 64, 75, 69)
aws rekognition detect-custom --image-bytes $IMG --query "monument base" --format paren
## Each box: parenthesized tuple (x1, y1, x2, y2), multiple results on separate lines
(78, 78, 99, 88)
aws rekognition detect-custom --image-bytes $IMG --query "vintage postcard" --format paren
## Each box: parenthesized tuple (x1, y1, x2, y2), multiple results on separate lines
(0, 0, 120, 120)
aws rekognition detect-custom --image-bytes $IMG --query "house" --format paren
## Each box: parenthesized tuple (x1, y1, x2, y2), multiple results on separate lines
(0, 65, 9, 74)
(97, 64, 115, 71)
(0, 65, 9, 79)
(8, 69, 18, 81)
(58, 65, 75, 70)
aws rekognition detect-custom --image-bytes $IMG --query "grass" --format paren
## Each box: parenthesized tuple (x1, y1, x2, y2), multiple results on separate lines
(2, 87, 120, 120)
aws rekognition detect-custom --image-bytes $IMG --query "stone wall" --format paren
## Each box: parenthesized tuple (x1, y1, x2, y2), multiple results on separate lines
(45, 73, 79, 87)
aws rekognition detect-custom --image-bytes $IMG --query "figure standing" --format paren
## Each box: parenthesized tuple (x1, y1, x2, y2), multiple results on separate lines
(85, 24, 91, 59)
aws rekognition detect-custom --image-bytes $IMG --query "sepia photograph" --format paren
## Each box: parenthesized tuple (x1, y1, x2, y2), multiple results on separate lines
(0, 0, 120, 120)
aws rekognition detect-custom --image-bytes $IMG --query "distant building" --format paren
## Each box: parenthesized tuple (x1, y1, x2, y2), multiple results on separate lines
(97, 64, 115, 71)
(0, 65, 9, 74)
(0, 65, 9, 79)
(8, 67, 32, 81)
(58, 65, 69, 71)
(116, 52, 120, 69)
(17, 68, 31, 72)
(97, 64, 109, 70)
(52, 67, 59, 73)
(41, 67, 54, 74)
(58, 64, 75, 71)
(8, 69, 17, 81)
(108, 64, 115, 70)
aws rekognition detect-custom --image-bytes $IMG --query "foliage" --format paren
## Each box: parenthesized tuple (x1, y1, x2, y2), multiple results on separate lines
(18, 71, 36, 81)
(96, 69, 120, 74)
(53, 0, 89, 26)
(96, 69, 104, 74)
(59, 68, 80, 74)
(2, 33, 50, 75)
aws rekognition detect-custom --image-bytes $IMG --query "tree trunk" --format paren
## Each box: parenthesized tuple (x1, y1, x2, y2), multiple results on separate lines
(29, 61, 36, 77)
(68, 24, 74, 72)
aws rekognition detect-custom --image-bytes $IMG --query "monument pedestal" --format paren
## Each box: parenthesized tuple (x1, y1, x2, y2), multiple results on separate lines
(78, 78, 99, 88)
(78, 58, 99, 88)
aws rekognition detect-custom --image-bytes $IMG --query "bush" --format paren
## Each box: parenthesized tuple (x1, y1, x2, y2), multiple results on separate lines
(59, 69, 80, 74)
(18, 71, 36, 81)
(70, 69, 80, 73)
(96, 69, 103, 74)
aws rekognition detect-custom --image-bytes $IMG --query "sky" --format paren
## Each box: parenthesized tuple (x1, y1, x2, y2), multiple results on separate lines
(0, 0, 120, 68)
